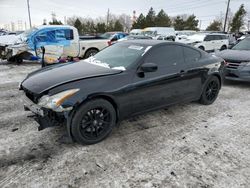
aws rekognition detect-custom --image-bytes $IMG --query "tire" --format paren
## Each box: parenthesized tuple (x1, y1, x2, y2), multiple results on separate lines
(198, 46, 205, 51)
(71, 99, 116, 145)
(7, 57, 15, 62)
(199, 76, 220, 105)
(220, 45, 227, 51)
(15, 57, 23, 64)
(84, 49, 99, 59)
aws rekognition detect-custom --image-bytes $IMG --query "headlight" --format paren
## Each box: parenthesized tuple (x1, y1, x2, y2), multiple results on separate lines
(38, 89, 79, 112)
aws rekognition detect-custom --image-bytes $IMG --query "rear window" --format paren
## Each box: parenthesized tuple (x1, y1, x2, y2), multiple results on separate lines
(183, 46, 201, 64)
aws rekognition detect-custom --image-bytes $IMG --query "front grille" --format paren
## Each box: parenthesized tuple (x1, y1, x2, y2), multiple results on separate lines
(226, 61, 241, 69)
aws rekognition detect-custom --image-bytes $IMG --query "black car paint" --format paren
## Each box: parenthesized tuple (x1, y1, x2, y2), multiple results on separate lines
(20, 40, 224, 138)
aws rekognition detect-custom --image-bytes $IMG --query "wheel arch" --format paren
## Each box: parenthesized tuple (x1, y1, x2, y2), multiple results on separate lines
(208, 73, 222, 89)
(75, 94, 120, 122)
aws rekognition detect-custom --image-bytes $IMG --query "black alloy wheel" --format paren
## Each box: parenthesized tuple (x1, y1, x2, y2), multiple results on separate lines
(80, 108, 111, 140)
(200, 76, 220, 105)
(71, 99, 116, 145)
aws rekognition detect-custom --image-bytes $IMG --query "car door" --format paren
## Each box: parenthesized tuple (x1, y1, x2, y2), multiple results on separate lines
(204, 35, 214, 51)
(212, 35, 223, 50)
(182, 46, 205, 99)
(129, 44, 187, 114)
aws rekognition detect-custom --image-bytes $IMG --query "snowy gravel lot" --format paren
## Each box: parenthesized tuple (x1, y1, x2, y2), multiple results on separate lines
(0, 60, 249, 188)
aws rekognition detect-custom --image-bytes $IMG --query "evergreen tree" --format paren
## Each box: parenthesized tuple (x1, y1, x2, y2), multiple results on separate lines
(206, 20, 222, 31)
(174, 16, 185, 30)
(230, 4, 246, 32)
(113, 20, 124, 31)
(145, 7, 156, 27)
(96, 23, 106, 33)
(74, 18, 82, 34)
(184, 15, 199, 30)
(155, 9, 171, 27)
(132, 13, 146, 29)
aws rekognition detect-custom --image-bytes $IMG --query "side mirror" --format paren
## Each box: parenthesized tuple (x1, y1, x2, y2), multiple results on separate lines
(140, 63, 158, 72)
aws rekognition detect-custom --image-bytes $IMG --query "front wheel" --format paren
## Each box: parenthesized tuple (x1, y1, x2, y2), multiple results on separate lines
(199, 76, 220, 105)
(71, 99, 116, 145)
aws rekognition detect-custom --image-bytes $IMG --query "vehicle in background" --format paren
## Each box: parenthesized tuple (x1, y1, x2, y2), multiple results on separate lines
(130, 29, 142, 35)
(180, 33, 229, 52)
(175, 30, 196, 41)
(20, 40, 224, 145)
(216, 37, 250, 82)
(142, 27, 176, 41)
(0, 25, 111, 63)
(118, 35, 152, 41)
(98, 32, 128, 45)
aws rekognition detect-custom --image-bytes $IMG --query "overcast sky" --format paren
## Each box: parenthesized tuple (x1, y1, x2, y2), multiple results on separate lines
(0, 0, 249, 30)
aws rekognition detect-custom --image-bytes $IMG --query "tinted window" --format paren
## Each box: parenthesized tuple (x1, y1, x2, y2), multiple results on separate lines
(183, 47, 201, 64)
(204, 35, 215, 41)
(213, 35, 222, 40)
(145, 45, 184, 67)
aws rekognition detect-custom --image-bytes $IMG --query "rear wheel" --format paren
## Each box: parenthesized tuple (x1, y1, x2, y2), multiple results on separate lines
(198, 46, 205, 51)
(220, 45, 227, 51)
(199, 76, 220, 105)
(84, 49, 99, 59)
(71, 99, 116, 145)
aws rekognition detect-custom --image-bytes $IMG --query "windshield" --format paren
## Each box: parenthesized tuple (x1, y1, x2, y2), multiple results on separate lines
(232, 38, 250, 50)
(86, 43, 150, 70)
(142, 30, 156, 36)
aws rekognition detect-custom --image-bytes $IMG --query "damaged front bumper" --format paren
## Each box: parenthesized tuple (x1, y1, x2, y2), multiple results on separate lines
(22, 94, 68, 131)
(225, 63, 250, 82)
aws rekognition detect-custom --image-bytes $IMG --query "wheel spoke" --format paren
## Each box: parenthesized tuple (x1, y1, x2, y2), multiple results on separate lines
(79, 106, 112, 140)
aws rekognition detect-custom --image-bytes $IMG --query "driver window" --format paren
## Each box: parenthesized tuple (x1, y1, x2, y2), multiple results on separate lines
(145, 45, 184, 68)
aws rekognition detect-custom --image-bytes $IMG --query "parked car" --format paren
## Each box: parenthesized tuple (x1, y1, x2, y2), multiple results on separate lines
(0, 25, 110, 63)
(130, 29, 142, 35)
(181, 33, 229, 52)
(118, 35, 152, 41)
(175, 30, 196, 41)
(216, 37, 250, 82)
(98, 32, 128, 45)
(20, 40, 224, 145)
(142, 27, 176, 41)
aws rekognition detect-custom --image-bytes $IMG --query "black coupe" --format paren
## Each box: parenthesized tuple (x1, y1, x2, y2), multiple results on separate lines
(20, 40, 225, 145)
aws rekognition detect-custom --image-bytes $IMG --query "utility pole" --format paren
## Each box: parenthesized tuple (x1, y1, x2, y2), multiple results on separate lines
(107, 9, 110, 26)
(27, 0, 32, 28)
(223, 0, 231, 32)
(199, 20, 202, 30)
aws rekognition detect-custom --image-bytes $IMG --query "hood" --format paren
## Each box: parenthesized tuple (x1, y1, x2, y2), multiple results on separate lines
(215, 49, 250, 62)
(0, 34, 24, 46)
(21, 61, 122, 94)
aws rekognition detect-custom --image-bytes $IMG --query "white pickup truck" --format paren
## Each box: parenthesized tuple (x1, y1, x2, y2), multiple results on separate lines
(0, 25, 112, 63)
